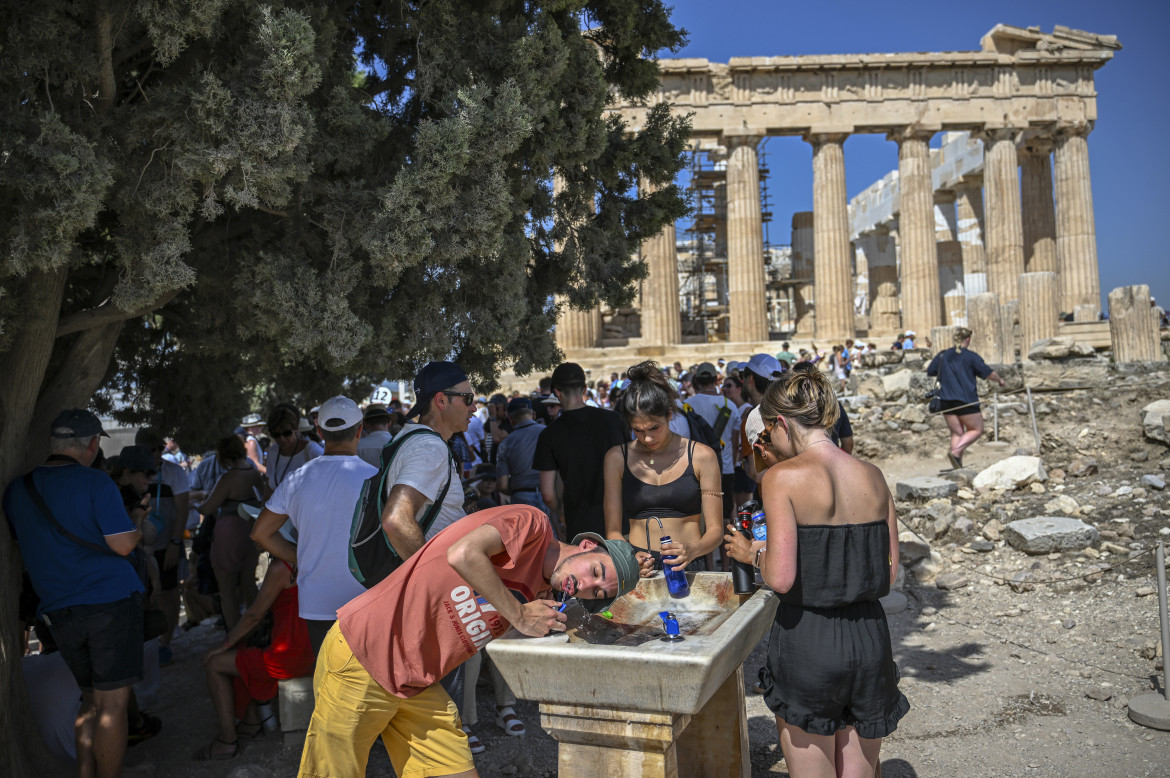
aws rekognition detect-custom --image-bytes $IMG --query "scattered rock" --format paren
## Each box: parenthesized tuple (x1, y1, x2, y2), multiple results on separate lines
(982, 520, 1003, 542)
(896, 477, 959, 501)
(956, 488, 975, 500)
(936, 572, 969, 590)
(1048, 468, 1065, 480)
(898, 532, 932, 565)
(1101, 541, 1129, 555)
(940, 468, 977, 485)
(1112, 486, 1133, 498)
(968, 540, 994, 552)
(1003, 516, 1100, 554)
(973, 456, 1048, 492)
(1085, 688, 1112, 702)
(881, 370, 914, 401)
(1029, 482, 1047, 494)
(1062, 618, 1076, 629)
(910, 422, 930, 432)
(898, 404, 927, 424)
(1130, 450, 1150, 462)
(1068, 457, 1098, 477)
(1140, 474, 1165, 491)
(910, 551, 944, 584)
(952, 517, 975, 538)
(1083, 546, 1101, 559)
(1140, 399, 1170, 445)
(1136, 587, 1155, 597)
(1027, 336, 1076, 359)
(1044, 495, 1080, 515)
(1009, 571, 1035, 593)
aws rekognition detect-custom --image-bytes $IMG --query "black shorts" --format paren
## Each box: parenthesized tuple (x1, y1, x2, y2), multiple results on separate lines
(154, 549, 180, 590)
(733, 465, 755, 495)
(939, 399, 980, 416)
(46, 592, 144, 691)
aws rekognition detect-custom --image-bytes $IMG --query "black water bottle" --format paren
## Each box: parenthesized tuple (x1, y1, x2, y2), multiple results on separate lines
(731, 501, 759, 594)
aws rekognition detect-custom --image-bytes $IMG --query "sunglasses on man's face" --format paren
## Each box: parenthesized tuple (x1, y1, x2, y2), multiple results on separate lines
(442, 391, 476, 406)
(274, 429, 297, 439)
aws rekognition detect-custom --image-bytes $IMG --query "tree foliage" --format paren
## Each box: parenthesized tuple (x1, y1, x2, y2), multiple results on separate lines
(0, 1, 689, 771)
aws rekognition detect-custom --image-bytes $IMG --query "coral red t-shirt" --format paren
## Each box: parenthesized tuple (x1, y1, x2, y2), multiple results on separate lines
(338, 505, 553, 698)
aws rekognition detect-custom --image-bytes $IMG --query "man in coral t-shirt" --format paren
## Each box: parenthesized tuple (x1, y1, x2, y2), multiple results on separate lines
(297, 504, 644, 778)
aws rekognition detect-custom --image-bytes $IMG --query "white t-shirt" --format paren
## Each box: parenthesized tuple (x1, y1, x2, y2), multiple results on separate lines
(356, 430, 393, 469)
(683, 393, 739, 474)
(266, 454, 376, 620)
(383, 424, 465, 541)
(266, 440, 324, 492)
(463, 415, 485, 469)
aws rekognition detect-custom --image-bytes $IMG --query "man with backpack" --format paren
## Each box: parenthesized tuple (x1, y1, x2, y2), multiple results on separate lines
(682, 362, 741, 536)
(4, 409, 143, 778)
(252, 395, 375, 655)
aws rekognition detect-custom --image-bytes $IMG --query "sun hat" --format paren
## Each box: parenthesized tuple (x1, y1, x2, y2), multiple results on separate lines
(569, 532, 642, 613)
(240, 413, 265, 427)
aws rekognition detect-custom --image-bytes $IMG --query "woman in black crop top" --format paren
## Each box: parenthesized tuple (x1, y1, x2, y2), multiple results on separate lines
(602, 361, 724, 572)
(723, 368, 907, 778)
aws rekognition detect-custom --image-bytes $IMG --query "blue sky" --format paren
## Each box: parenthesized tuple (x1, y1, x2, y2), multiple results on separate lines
(657, 0, 1169, 310)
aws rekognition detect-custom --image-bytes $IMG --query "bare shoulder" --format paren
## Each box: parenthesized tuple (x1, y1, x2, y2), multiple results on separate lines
(691, 439, 719, 465)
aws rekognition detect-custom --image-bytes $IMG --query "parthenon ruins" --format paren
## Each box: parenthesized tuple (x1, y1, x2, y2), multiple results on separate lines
(555, 24, 1123, 361)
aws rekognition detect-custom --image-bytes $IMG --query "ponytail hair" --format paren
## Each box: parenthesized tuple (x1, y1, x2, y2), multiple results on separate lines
(616, 361, 676, 424)
(953, 326, 972, 354)
(761, 365, 839, 431)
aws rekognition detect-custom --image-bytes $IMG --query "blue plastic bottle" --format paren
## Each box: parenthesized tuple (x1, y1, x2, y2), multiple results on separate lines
(751, 509, 767, 542)
(659, 534, 691, 598)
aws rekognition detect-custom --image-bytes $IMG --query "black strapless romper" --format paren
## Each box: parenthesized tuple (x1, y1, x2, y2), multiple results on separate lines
(758, 519, 910, 738)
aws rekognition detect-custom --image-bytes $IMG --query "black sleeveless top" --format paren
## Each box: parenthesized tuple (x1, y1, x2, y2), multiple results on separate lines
(621, 440, 703, 520)
(777, 519, 892, 609)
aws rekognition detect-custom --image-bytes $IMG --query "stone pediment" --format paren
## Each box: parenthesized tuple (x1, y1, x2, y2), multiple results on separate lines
(981, 24, 1122, 56)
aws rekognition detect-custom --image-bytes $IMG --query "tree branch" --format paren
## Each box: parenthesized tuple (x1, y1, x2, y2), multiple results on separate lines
(55, 288, 180, 339)
(95, 2, 116, 116)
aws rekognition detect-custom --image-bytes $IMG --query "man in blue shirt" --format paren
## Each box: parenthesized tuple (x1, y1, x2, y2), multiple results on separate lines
(495, 397, 550, 518)
(4, 409, 143, 778)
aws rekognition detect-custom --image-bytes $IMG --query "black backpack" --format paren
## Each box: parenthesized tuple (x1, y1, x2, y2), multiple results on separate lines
(679, 404, 722, 452)
(348, 427, 453, 588)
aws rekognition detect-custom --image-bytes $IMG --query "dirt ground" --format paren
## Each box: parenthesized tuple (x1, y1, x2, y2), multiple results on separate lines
(41, 362, 1170, 777)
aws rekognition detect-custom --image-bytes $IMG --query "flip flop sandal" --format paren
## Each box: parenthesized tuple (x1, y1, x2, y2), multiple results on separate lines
(462, 726, 485, 754)
(495, 706, 526, 736)
(194, 738, 238, 761)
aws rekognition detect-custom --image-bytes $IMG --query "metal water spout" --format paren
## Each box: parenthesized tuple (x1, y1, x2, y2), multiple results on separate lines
(646, 515, 664, 560)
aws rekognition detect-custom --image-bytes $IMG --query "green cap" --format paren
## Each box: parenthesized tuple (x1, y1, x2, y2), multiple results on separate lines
(570, 532, 641, 613)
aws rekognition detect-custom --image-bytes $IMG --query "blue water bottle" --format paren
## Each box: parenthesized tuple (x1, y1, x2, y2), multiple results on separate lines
(751, 508, 767, 542)
(659, 534, 691, 598)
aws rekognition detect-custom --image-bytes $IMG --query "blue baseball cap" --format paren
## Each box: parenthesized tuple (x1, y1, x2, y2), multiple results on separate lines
(506, 396, 532, 414)
(405, 361, 469, 419)
(50, 409, 109, 439)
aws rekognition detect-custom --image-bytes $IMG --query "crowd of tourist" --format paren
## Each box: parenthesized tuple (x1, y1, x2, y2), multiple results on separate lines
(9, 323, 1014, 777)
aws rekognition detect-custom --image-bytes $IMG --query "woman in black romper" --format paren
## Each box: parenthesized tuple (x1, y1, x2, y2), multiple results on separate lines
(730, 369, 908, 777)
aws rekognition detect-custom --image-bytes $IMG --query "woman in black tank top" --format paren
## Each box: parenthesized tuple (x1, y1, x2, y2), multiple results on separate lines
(602, 361, 724, 573)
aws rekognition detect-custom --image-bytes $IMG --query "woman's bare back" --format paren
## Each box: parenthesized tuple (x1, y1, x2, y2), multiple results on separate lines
(765, 446, 890, 527)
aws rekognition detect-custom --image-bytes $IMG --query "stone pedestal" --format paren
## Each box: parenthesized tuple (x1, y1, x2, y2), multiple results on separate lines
(1054, 125, 1101, 317)
(1018, 271, 1059, 359)
(982, 130, 1025, 303)
(1108, 285, 1163, 362)
(810, 134, 855, 342)
(725, 133, 769, 343)
(1020, 138, 1058, 274)
(968, 292, 1006, 364)
(540, 666, 751, 778)
(639, 179, 682, 348)
(893, 130, 942, 337)
(955, 176, 987, 297)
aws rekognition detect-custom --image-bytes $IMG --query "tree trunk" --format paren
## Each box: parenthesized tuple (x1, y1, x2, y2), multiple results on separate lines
(0, 268, 68, 777)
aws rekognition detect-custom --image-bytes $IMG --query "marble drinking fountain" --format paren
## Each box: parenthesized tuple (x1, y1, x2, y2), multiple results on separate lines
(487, 572, 778, 777)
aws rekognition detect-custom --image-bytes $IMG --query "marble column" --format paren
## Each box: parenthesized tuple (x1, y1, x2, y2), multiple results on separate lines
(638, 179, 681, 348)
(1020, 136, 1057, 275)
(934, 190, 957, 242)
(555, 302, 600, 350)
(1018, 271, 1058, 358)
(891, 129, 942, 337)
(790, 212, 815, 333)
(859, 227, 900, 334)
(954, 176, 987, 297)
(981, 129, 1025, 304)
(808, 133, 854, 343)
(724, 132, 769, 342)
(1054, 124, 1102, 318)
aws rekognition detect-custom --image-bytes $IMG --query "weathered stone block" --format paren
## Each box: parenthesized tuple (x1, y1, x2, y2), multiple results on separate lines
(1027, 336, 1076, 360)
(1003, 516, 1100, 554)
(897, 531, 931, 565)
(881, 370, 914, 400)
(895, 477, 959, 501)
(1140, 400, 1170, 445)
(897, 404, 927, 424)
(973, 456, 1047, 492)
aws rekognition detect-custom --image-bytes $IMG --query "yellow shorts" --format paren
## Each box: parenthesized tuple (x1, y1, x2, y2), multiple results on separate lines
(297, 624, 475, 778)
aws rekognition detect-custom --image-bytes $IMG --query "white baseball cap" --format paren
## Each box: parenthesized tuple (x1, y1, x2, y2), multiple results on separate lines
(317, 396, 363, 431)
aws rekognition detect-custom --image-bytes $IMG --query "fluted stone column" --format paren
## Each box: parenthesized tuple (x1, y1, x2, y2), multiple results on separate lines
(891, 129, 942, 338)
(934, 190, 957, 242)
(791, 212, 815, 333)
(724, 133, 769, 343)
(981, 129, 1025, 304)
(1108, 285, 1163, 362)
(638, 179, 681, 349)
(556, 302, 600, 350)
(938, 241, 966, 325)
(967, 292, 1005, 364)
(1054, 124, 1102, 318)
(1018, 271, 1059, 359)
(1020, 137, 1057, 275)
(1001, 300, 1019, 364)
(809, 134, 854, 342)
(955, 176, 987, 297)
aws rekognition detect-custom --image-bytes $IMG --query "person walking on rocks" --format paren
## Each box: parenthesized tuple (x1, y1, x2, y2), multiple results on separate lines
(723, 371, 908, 778)
(925, 326, 1006, 469)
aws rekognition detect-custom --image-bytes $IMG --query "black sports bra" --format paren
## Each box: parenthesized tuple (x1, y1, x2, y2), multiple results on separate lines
(621, 440, 702, 520)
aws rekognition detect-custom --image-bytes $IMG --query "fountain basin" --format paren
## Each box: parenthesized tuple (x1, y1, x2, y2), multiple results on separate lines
(487, 572, 777, 716)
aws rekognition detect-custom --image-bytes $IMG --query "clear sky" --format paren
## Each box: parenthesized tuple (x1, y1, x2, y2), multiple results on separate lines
(657, 0, 1169, 310)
